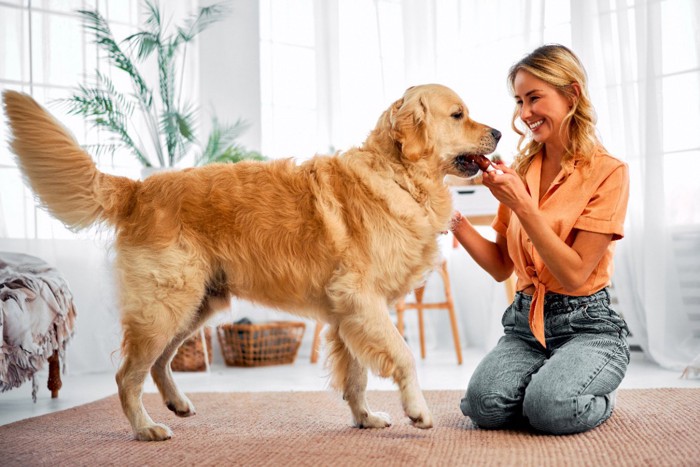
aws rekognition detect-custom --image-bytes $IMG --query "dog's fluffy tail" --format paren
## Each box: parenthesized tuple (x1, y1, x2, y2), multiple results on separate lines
(3, 90, 138, 231)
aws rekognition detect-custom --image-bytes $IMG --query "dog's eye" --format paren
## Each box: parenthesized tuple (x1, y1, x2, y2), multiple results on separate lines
(451, 111, 463, 120)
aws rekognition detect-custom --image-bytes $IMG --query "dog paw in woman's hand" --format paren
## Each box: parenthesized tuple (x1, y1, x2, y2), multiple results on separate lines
(448, 211, 464, 233)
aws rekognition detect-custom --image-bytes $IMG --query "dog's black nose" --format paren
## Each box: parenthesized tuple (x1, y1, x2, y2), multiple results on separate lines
(490, 128, 502, 142)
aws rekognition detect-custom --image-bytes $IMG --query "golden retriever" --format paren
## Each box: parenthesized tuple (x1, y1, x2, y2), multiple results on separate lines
(2, 84, 500, 441)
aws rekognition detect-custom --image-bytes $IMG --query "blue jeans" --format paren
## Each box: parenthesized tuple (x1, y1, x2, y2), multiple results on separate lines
(460, 288, 630, 435)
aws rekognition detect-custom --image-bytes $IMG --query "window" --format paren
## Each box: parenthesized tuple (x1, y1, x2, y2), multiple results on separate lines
(259, 0, 698, 228)
(0, 0, 140, 238)
(259, 0, 319, 160)
(661, 0, 700, 226)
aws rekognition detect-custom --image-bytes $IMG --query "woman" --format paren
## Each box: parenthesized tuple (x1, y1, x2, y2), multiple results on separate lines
(451, 44, 630, 435)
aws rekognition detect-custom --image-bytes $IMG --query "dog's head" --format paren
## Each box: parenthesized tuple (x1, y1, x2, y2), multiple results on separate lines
(388, 84, 500, 178)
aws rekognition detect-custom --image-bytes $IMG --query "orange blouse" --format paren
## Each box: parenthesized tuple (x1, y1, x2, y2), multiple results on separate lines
(492, 150, 629, 347)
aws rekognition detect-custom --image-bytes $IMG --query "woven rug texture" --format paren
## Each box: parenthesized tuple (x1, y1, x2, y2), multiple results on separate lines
(1, 388, 698, 466)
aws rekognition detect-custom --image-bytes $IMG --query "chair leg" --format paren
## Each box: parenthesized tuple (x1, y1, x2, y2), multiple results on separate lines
(417, 309, 426, 359)
(446, 304, 463, 365)
(47, 350, 62, 398)
(395, 298, 406, 336)
(414, 286, 426, 359)
(439, 260, 463, 365)
(310, 321, 323, 364)
(394, 260, 463, 364)
(504, 272, 517, 303)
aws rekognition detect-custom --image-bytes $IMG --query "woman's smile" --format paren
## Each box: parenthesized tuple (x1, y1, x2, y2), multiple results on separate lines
(514, 70, 572, 148)
(528, 119, 545, 131)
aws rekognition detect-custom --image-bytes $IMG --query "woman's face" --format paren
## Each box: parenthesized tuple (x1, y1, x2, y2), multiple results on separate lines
(513, 70, 572, 149)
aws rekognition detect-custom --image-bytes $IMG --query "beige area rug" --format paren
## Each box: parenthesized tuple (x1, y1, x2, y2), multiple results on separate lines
(1, 389, 698, 466)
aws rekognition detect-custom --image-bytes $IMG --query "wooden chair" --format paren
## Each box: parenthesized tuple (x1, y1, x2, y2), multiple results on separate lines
(395, 258, 463, 364)
(310, 321, 323, 364)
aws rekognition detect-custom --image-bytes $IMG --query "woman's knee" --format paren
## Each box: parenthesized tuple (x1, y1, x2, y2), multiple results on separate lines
(523, 384, 612, 435)
(461, 377, 522, 429)
(522, 389, 571, 434)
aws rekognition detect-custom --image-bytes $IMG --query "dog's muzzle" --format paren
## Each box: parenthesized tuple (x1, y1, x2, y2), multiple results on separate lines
(454, 155, 483, 178)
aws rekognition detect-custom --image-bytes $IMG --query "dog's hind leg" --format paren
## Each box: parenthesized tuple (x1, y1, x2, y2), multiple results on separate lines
(326, 325, 392, 428)
(115, 250, 207, 441)
(150, 295, 228, 417)
(116, 309, 182, 441)
(334, 293, 433, 429)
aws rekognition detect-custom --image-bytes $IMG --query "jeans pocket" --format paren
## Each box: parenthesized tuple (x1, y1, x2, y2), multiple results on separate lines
(569, 304, 624, 335)
(501, 304, 516, 332)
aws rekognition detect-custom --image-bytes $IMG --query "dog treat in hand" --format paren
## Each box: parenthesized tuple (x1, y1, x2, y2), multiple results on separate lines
(469, 154, 493, 171)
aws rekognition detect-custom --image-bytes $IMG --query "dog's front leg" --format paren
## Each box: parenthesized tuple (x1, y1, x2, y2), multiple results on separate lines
(326, 325, 391, 428)
(333, 294, 433, 429)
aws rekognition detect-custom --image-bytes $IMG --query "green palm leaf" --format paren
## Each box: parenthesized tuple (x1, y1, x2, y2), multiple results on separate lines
(161, 104, 197, 166)
(78, 9, 151, 106)
(69, 0, 255, 169)
(176, 2, 232, 45)
(196, 117, 265, 166)
(60, 74, 151, 167)
(123, 31, 160, 61)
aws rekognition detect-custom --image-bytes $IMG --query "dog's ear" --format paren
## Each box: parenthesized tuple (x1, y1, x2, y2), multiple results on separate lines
(390, 93, 431, 162)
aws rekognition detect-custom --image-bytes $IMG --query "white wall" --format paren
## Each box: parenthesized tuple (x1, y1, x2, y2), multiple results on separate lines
(198, 0, 262, 152)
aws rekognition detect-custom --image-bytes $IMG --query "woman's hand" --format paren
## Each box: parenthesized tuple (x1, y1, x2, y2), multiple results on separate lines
(481, 162, 534, 214)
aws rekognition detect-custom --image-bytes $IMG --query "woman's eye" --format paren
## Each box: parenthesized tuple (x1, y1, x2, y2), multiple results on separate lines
(451, 111, 463, 120)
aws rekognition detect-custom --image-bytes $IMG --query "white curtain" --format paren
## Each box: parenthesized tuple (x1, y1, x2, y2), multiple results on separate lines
(577, 0, 700, 372)
(0, 0, 203, 373)
(0, 190, 6, 237)
(311, 0, 700, 369)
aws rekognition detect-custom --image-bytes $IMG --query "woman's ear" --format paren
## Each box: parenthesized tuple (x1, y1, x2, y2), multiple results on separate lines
(569, 82, 581, 107)
(390, 93, 429, 162)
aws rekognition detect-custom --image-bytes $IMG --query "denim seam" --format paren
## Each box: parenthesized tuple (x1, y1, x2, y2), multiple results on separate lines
(519, 359, 547, 419)
(571, 341, 626, 429)
(577, 303, 623, 334)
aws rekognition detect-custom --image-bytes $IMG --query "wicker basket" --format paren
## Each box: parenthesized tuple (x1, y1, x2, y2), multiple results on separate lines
(217, 321, 305, 367)
(171, 327, 213, 372)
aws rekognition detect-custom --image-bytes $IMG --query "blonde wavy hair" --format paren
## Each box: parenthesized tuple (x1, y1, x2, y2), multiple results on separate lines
(508, 44, 604, 178)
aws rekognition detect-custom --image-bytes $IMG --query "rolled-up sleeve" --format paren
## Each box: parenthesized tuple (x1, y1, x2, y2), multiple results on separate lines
(491, 202, 511, 237)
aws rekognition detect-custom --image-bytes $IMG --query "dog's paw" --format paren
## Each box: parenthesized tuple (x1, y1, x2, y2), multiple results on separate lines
(407, 410, 433, 429)
(135, 423, 173, 441)
(166, 398, 196, 417)
(355, 411, 392, 429)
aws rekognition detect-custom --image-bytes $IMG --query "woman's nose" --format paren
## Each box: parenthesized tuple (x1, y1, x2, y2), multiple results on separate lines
(520, 103, 531, 121)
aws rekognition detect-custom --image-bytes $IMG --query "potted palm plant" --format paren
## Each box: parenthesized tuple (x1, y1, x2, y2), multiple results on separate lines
(62, 0, 264, 174)
(61, 1, 263, 371)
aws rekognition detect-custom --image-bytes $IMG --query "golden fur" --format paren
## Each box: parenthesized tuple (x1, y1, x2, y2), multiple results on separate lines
(3, 84, 499, 441)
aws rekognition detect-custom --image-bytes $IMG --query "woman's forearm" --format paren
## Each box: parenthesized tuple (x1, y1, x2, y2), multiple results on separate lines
(451, 214, 513, 282)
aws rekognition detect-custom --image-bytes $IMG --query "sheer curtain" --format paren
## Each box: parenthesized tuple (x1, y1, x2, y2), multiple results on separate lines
(0, 1, 202, 374)
(573, 0, 700, 371)
(0, 2, 140, 374)
(0, 192, 5, 237)
(310, 0, 700, 368)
